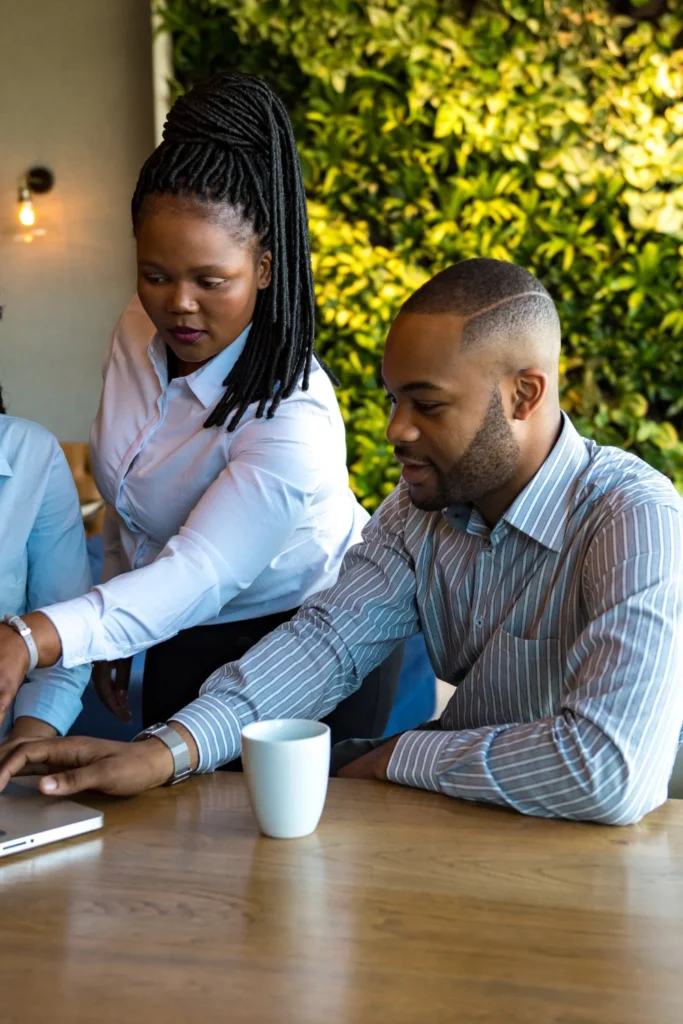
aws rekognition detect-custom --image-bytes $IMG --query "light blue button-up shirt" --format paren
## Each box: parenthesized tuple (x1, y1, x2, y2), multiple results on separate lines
(173, 414, 683, 825)
(0, 416, 91, 739)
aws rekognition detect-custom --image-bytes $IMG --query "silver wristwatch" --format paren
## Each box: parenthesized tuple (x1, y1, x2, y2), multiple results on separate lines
(3, 614, 39, 673)
(134, 723, 193, 785)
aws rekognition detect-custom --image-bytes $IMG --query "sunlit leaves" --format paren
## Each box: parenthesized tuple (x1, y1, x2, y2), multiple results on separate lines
(161, 0, 683, 507)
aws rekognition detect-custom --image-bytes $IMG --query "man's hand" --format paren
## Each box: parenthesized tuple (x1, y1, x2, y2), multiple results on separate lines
(0, 613, 63, 728)
(0, 716, 57, 772)
(337, 735, 402, 781)
(92, 658, 133, 723)
(0, 735, 180, 797)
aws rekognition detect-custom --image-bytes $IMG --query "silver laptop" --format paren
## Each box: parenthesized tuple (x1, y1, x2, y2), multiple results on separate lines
(0, 778, 103, 858)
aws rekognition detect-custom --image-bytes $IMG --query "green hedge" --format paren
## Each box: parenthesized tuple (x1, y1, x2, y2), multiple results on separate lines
(159, 0, 683, 510)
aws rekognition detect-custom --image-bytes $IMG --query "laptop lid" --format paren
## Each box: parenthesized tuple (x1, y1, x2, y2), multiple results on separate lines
(0, 779, 103, 859)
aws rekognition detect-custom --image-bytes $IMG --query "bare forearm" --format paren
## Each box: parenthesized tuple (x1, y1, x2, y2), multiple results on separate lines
(11, 716, 58, 740)
(20, 612, 63, 667)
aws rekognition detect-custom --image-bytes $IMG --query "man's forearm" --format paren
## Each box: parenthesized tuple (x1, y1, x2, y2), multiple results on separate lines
(385, 712, 674, 825)
(10, 716, 58, 739)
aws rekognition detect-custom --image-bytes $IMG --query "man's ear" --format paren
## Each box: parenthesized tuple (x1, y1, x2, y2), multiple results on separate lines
(510, 368, 548, 421)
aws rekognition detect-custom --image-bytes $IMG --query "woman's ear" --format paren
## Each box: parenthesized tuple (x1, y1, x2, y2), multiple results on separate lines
(257, 251, 273, 290)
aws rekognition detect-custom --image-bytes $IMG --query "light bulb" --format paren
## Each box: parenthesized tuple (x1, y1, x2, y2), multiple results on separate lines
(18, 199, 36, 227)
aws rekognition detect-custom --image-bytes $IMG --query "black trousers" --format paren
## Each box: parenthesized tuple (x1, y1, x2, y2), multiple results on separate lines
(142, 609, 405, 751)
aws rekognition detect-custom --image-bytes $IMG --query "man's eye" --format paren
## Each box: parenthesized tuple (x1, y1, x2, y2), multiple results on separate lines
(143, 275, 166, 285)
(414, 401, 445, 414)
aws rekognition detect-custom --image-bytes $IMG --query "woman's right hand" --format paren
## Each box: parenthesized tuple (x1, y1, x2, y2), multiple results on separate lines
(92, 658, 133, 723)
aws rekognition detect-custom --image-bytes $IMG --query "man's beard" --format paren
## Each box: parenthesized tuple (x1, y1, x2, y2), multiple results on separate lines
(411, 388, 521, 512)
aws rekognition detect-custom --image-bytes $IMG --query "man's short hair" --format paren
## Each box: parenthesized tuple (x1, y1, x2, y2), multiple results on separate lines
(402, 258, 561, 353)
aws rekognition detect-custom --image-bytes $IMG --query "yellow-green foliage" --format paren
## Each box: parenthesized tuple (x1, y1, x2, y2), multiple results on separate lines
(161, 0, 683, 510)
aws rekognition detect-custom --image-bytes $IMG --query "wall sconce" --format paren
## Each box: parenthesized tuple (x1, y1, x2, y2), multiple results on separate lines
(16, 166, 54, 243)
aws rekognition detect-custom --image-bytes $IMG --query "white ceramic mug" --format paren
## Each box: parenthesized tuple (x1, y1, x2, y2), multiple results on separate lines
(241, 720, 331, 839)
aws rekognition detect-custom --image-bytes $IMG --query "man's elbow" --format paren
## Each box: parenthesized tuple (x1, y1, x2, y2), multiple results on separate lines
(579, 776, 668, 826)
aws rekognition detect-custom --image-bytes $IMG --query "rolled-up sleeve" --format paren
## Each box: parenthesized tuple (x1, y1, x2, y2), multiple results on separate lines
(14, 445, 92, 735)
(387, 502, 683, 825)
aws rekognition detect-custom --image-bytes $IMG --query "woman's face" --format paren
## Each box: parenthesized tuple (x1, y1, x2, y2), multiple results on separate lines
(136, 195, 271, 371)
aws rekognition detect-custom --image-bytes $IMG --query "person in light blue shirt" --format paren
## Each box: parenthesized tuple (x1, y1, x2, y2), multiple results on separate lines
(0, 389, 92, 748)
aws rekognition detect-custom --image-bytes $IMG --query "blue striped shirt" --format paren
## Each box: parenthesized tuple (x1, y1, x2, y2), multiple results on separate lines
(173, 414, 683, 824)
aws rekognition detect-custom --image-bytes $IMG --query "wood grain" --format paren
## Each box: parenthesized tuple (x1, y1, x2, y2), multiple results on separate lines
(1, 775, 683, 1024)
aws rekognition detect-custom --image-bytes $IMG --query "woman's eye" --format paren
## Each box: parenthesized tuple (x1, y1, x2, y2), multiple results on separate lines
(198, 278, 225, 289)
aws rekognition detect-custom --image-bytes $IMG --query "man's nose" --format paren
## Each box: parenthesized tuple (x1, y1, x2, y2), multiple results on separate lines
(386, 404, 421, 445)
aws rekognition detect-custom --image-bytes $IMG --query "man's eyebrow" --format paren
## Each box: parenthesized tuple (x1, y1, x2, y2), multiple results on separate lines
(380, 376, 444, 393)
(401, 381, 444, 393)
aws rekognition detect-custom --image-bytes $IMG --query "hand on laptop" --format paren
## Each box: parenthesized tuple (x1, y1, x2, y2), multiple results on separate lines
(0, 730, 196, 797)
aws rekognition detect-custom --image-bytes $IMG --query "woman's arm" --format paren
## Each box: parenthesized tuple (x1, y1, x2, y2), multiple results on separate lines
(100, 503, 127, 583)
(21, 398, 338, 669)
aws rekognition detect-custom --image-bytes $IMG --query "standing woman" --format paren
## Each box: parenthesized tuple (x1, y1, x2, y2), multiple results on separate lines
(0, 74, 402, 743)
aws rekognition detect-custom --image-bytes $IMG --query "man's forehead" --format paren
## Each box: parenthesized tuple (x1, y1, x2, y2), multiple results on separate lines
(384, 312, 473, 384)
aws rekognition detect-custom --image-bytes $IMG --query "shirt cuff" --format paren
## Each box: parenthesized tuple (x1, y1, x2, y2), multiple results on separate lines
(13, 681, 83, 737)
(42, 592, 106, 667)
(171, 694, 243, 773)
(386, 730, 453, 792)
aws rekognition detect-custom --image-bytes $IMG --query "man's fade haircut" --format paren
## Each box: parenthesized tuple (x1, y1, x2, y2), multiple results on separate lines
(402, 258, 561, 357)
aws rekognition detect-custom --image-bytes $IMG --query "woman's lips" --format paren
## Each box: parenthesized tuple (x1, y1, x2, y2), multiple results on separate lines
(168, 327, 206, 344)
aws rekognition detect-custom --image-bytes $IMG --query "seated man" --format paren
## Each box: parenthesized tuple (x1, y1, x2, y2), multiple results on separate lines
(2, 258, 682, 825)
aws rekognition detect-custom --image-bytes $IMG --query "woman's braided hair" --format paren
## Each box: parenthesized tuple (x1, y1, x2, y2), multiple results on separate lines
(132, 72, 323, 431)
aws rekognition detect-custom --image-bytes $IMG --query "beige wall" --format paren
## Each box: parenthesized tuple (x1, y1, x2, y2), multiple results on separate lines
(0, 0, 154, 440)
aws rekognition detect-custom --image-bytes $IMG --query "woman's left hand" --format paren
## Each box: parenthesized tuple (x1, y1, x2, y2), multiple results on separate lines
(0, 625, 30, 728)
(0, 614, 63, 728)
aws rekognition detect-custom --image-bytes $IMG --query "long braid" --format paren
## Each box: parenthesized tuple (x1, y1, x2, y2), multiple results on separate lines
(131, 72, 330, 431)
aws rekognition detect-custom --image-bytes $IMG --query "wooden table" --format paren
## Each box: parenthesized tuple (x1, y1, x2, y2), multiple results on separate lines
(2, 776, 683, 1023)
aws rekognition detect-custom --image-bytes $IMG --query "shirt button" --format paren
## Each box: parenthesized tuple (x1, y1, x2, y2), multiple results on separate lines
(482, 545, 492, 555)
(475, 617, 484, 628)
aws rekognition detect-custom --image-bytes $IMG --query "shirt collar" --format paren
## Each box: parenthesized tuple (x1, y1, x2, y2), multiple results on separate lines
(148, 324, 252, 410)
(501, 412, 589, 552)
(444, 413, 589, 553)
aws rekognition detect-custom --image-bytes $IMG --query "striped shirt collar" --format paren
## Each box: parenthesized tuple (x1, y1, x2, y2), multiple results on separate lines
(147, 323, 252, 410)
(446, 412, 589, 553)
